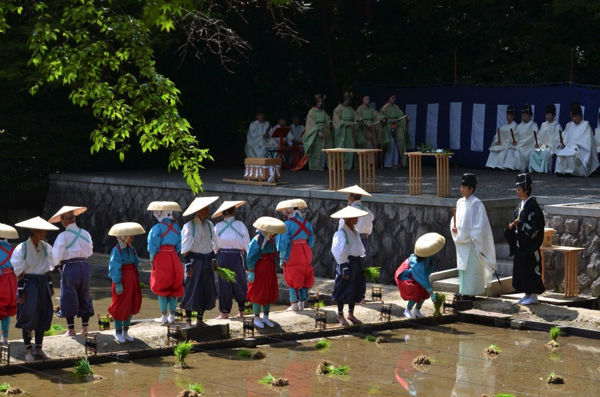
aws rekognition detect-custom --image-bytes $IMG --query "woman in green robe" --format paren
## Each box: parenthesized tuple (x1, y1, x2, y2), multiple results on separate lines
(304, 95, 332, 171)
(333, 93, 358, 170)
(380, 93, 410, 168)
(356, 95, 381, 149)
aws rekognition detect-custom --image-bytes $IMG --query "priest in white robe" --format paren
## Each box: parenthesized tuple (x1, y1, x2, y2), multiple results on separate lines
(556, 102, 599, 177)
(529, 104, 562, 173)
(486, 105, 517, 170)
(504, 103, 538, 171)
(245, 107, 271, 158)
(450, 173, 497, 298)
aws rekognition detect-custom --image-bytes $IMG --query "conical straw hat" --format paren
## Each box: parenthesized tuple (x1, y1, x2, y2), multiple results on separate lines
(330, 206, 369, 219)
(414, 233, 446, 257)
(211, 201, 246, 219)
(15, 216, 59, 231)
(48, 206, 87, 223)
(275, 199, 308, 211)
(337, 185, 372, 197)
(147, 201, 181, 212)
(183, 197, 220, 217)
(253, 217, 286, 234)
(108, 222, 146, 237)
(0, 223, 19, 239)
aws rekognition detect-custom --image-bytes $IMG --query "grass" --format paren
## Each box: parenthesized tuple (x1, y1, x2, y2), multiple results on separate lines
(315, 339, 330, 350)
(188, 383, 204, 393)
(0, 382, 10, 392)
(217, 267, 237, 283)
(73, 357, 94, 379)
(173, 340, 194, 368)
(363, 267, 381, 282)
(44, 324, 66, 336)
(550, 326, 563, 342)
(237, 348, 252, 358)
(258, 373, 275, 384)
(366, 335, 377, 342)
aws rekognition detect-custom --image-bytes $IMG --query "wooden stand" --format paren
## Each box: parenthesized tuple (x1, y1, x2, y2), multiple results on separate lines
(97, 314, 111, 331)
(308, 292, 321, 309)
(315, 308, 327, 330)
(166, 325, 180, 346)
(540, 245, 584, 297)
(244, 158, 282, 183)
(84, 333, 98, 356)
(0, 343, 10, 366)
(371, 286, 382, 302)
(243, 317, 255, 338)
(380, 302, 392, 322)
(322, 148, 381, 192)
(407, 152, 454, 197)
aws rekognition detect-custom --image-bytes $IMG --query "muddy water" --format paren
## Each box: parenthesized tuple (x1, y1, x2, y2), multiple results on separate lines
(6, 275, 286, 340)
(4, 322, 600, 396)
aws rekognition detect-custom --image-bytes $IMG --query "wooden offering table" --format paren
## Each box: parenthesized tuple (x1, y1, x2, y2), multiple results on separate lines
(322, 148, 381, 192)
(540, 245, 585, 297)
(407, 152, 454, 197)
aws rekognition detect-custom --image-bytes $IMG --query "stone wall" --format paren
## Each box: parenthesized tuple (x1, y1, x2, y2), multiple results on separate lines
(545, 204, 600, 296)
(43, 175, 517, 285)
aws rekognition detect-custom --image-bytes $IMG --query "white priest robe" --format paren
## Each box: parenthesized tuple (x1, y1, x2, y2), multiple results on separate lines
(504, 120, 538, 172)
(595, 127, 600, 154)
(486, 121, 517, 170)
(245, 120, 271, 158)
(450, 195, 496, 296)
(529, 120, 562, 173)
(556, 120, 599, 177)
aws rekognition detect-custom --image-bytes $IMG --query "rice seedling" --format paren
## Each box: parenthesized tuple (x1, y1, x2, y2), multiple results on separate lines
(0, 382, 10, 392)
(547, 327, 563, 348)
(484, 344, 502, 357)
(188, 383, 204, 393)
(432, 292, 446, 323)
(73, 357, 94, 379)
(366, 335, 377, 342)
(313, 300, 325, 308)
(258, 373, 275, 384)
(44, 324, 66, 336)
(216, 267, 236, 283)
(494, 394, 515, 397)
(173, 340, 194, 368)
(316, 360, 350, 375)
(315, 339, 330, 350)
(244, 306, 253, 315)
(237, 348, 252, 358)
(139, 281, 146, 289)
(547, 371, 565, 384)
(412, 355, 431, 366)
(363, 267, 381, 282)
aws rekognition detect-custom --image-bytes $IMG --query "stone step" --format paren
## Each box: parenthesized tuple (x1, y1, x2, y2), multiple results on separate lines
(431, 272, 515, 297)
(496, 258, 514, 277)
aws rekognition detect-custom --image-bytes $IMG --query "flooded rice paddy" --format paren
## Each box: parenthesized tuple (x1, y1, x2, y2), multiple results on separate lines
(3, 322, 600, 396)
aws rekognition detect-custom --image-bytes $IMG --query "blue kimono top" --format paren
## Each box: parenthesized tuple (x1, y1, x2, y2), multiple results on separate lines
(147, 218, 182, 260)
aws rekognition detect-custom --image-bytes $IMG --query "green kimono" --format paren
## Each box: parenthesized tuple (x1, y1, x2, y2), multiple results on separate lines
(333, 104, 357, 169)
(304, 107, 332, 171)
(355, 105, 381, 149)
(380, 103, 410, 167)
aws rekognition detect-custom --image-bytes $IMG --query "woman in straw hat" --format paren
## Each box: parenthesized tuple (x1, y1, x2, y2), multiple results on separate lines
(49, 206, 94, 336)
(395, 233, 445, 318)
(147, 201, 184, 324)
(275, 199, 314, 312)
(0, 223, 19, 344)
(213, 201, 250, 319)
(180, 197, 219, 328)
(107, 222, 145, 343)
(331, 206, 369, 326)
(11, 217, 58, 361)
(246, 217, 286, 328)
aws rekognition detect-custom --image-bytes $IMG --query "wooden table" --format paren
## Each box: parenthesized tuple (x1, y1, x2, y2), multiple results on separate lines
(322, 148, 381, 192)
(407, 152, 454, 197)
(540, 245, 584, 297)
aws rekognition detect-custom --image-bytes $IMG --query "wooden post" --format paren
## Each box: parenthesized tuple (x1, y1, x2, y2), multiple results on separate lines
(358, 152, 364, 189)
(327, 151, 333, 189)
(564, 252, 578, 297)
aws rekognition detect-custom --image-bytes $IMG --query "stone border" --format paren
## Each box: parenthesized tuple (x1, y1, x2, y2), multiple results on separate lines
(545, 202, 600, 218)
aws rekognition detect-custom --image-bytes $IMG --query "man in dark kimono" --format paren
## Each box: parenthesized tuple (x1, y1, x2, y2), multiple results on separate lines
(504, 173, 545, 305)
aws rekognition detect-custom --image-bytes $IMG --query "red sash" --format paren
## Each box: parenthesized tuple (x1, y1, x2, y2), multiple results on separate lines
(289, 217, 311, 239)
(160, 220, 179, 238)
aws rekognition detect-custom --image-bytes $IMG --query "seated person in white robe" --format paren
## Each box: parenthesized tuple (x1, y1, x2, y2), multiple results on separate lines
(290, 112, 305, 145)
(504, 103, 537, 172)
(529, 104, 562, 173)
(486, 105, 517, 170)
(556, 102, 600, 177)
(245, 107, 271, 158)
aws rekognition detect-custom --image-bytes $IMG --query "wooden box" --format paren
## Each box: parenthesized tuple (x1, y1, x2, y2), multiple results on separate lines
(543, 228, 556, 247)
(244, 158, 282, 182)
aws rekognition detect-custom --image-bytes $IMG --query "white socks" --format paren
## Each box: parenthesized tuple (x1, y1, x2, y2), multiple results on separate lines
(286, 302, 299, 311)
(114, 330, 126, 343)
(298, 301, 305, 311)
(122, 330, 134, 342)
(154, 314, 168, 324)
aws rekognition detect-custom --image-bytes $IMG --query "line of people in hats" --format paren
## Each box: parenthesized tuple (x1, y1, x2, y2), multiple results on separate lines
(486, 102, 599, 176)
(0, 171, 545, 361)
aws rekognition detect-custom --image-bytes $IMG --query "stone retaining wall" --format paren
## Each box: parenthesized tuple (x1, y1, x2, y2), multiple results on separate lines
(43, 175, 517, 285)
(545, 203, 600, 296)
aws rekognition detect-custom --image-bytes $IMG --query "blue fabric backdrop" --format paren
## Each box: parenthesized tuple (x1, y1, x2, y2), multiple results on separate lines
(358, 84, 600, 167)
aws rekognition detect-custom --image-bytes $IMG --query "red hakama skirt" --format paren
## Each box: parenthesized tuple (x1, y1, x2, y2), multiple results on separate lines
(247, 253, 279, 307)
(0, 268, 17, 318)
(109, 264, 143, 321)
(283, 239, 314, 290)
(395, 259, 431, 302)
(150, 245, 184, 298)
